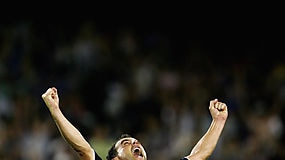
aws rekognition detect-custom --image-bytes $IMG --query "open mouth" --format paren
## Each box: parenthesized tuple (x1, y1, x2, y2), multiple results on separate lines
(132, 147, 143, 157)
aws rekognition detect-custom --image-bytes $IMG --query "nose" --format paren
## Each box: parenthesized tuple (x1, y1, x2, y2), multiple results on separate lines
(133, 139, 140, 145)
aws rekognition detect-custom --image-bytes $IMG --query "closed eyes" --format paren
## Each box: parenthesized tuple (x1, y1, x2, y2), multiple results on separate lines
(121, 140, 131, 146)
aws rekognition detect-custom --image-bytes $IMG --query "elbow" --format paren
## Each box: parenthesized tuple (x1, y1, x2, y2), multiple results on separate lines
(188, 150, 212, 160)
(74, 146, 94, 160)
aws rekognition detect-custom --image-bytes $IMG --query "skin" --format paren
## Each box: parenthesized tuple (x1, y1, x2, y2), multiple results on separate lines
(113, 137, 147, 160)
(42, 87, 228, 160)
(185, 99, 228, 160)
(42, 87, 95, 160)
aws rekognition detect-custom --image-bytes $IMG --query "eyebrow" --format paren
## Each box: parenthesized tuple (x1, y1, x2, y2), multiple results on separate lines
(120, 139, 131, 145)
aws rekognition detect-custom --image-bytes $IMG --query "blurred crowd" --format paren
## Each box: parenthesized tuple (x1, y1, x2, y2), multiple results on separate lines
(0, 20, 285, 160)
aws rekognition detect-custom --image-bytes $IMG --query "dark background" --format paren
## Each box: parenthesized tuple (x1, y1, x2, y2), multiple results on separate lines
(1, 9, 285, 159)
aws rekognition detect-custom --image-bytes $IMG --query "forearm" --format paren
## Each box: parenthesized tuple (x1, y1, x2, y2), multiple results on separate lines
(50, 108, 94, 159)
(188, 119, 226, 159)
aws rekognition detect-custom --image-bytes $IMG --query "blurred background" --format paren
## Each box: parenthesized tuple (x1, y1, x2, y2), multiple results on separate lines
(0, 14, 285, 160)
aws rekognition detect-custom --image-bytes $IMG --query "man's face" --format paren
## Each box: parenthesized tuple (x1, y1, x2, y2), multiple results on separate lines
(114, 137, 147, 160)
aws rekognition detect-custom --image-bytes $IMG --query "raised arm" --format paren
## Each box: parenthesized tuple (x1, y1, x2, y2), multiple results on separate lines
(185, 99, 228, 160)
(41, 87, 94, 160)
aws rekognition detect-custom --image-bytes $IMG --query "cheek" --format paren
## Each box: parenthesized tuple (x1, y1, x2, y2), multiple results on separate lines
(117, 148, 124, 156)
(117, 147, 131, 157)
(141, 148, 147, 158)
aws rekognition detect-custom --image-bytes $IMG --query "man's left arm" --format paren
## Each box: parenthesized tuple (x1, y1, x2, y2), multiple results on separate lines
(183, 99, 228, 160)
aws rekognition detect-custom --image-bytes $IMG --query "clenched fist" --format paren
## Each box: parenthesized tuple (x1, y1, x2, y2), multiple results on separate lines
(209, 99, 228, 121)
(42, 87, 60, 112)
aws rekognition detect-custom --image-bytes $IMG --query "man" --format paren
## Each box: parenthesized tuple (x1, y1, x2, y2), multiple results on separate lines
(42, 87, 228, 160)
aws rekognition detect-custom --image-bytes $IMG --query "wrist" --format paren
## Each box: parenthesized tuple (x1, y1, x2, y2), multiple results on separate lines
(212, 118, 227, 126)
(49, 106, 61, 115)
(213, 114, 228, 122)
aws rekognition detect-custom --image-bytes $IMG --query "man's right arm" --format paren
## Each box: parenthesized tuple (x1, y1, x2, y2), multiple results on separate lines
(42, 87, 95, 160)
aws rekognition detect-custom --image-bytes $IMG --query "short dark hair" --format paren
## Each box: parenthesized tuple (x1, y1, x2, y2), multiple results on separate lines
(106, 134, 132, 160)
